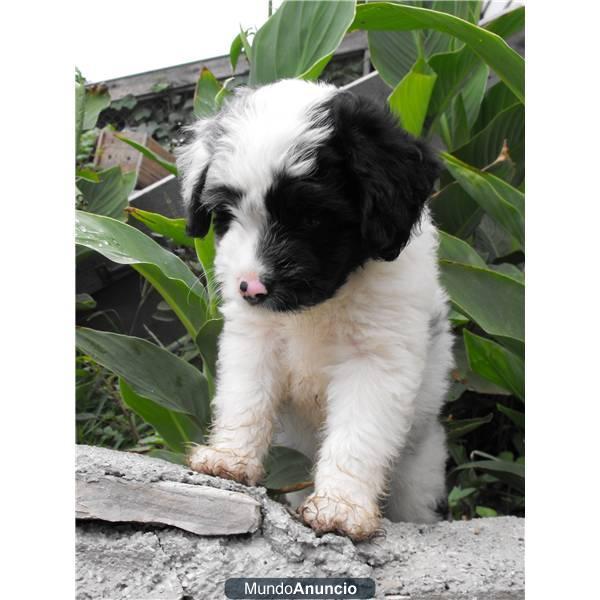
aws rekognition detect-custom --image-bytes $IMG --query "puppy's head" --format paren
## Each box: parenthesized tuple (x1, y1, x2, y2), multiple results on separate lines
(177, 79, 440, 312)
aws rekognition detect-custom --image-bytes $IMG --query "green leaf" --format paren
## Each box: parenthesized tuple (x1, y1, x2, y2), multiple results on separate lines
(497, 403, 525, 429)
(454, 103, 524, 185)
(75, 211, 207, 336)
(448, 309, 469, 327)
(448, 485, 476, 507)
(459, 62, 489, 130)
(249, 0, 356, 85)
(475, 505, 498, 518)
(193, 68, 224, 119)
(388, 58, 437, 136)
(76, 168, 100, 183)
(473, 81, 519, 136)
(119, 379, 204, 453)
(195, 318, 223, 380)
(446, 93, 470, 150)
(126, 207, 194, 248)
(263, 446, 313, 492)
(440, 260, 524, 344)
(83, 85, 111, 131)
(453, 459, 524, 491)
(76, 293, 96, 311)
(491, 263, 524, 284)
(430, 181, 483, 239)
(368, 1, 482, 88)
(426, 6, 523, 126)
(230, 33, 244, 71)
(442, 153, 524, 250)
(445, 413, 493, 440)
(438, 231, 486, 268)
(464, 330, 525, 401)
(238, 27, 254, 64)
(481, 6, 525, 40)
(452, 341, 510, 396)
(77, 167, 136, 221)
(148, 449, 187, 466)
(75, 81, 86, 152)
(114, 134, 177, 176)
(473, 213, 521, 262)
(427, 46, 481, 124)
(76, 327, 210, 428)
(353, 3, 524, 103)
(194, 228, 218, 312)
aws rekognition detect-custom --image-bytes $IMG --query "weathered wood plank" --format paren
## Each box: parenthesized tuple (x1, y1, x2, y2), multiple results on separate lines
(76, 446, 262, 536)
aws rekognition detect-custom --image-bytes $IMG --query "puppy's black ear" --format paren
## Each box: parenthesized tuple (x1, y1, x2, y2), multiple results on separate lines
(186, 165, 211, 238)
(329, 92, 441, 261)
(176, 119, 221, 239)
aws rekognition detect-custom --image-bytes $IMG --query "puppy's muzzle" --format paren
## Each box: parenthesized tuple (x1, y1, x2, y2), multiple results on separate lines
(238, 274, 268, 305)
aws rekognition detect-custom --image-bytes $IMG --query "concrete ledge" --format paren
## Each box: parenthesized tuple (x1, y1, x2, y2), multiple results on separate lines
(76, 445, 524, 600)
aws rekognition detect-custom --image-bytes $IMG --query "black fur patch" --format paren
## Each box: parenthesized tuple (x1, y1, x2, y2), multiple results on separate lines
(186, 165, 211, 238)
(257, 91, 441, 312)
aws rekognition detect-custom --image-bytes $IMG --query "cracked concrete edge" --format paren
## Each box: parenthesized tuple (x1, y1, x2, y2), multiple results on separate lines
(76, 445, 524, 600)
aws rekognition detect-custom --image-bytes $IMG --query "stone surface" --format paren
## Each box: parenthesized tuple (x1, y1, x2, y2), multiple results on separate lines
(76, 445, 524, 599)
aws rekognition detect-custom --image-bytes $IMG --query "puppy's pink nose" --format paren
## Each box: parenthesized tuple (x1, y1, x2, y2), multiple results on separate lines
(239, 275, 268, 303)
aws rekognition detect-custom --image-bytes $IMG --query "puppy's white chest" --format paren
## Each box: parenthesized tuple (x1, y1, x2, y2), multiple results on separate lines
(280, 311, 342, 422)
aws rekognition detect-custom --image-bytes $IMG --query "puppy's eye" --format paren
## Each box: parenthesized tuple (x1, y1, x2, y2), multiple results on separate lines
(212, 207, 233, 236)
(301, 215, 322, 229)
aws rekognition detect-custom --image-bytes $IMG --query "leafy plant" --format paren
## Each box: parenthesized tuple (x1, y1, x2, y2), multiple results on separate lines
(76, 0, 525, 513)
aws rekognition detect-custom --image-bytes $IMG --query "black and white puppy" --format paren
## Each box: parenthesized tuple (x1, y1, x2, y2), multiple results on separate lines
(177, 79, 453, 540)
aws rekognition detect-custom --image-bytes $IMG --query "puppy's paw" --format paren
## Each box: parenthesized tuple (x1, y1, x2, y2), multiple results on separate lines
(187, 445, 264, 486)
(298, 492, 380, 542)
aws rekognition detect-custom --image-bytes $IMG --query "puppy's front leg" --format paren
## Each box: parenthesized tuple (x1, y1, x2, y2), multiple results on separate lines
(188, 320, 281, 486)
(299, 353, 424, 541)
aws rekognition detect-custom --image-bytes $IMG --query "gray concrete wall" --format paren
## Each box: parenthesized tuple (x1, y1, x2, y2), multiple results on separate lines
(76, 445, 524, 599)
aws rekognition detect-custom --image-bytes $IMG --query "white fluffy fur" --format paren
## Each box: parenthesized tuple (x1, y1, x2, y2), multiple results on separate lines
(177, 80, 454, 540)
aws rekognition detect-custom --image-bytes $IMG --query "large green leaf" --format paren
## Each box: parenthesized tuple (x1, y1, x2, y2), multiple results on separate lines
(368, 1, 481, 88)
(496, 403, 525, 429)
(440, 260, 524, 344)
(263, 446, 313, 492)
(126, 207, 194, 248)
(77, 167, 136, 221)
(75, 81, 86, 152)
(249, 0, 356, 85)
(430, 181, 483, 238)
(114, 134, 177, 176)
(472, 81, 519, 135)
(438, 231, 486, 267)
(473, 213, 521, 262)
(193, 68, 228, 119)
(454, 103, 524, 185)
(442, 153, 524, 250)
(75, 211, 207, 336)
(427, 7, 524, 128)
(458, 62, 489, 130)
(119, 378, 204, 453)
(355, 3, 524, 103)
(445, 413, 493, 440)
(195, 318, 223, 381)
(388, 58, 437, 136)
(464, 330, 525, 401)
(452, 340, 511, 396)
(76, 327, 210, 427)
(82, 85, 111, 131)
(452, 458, 524, 492)
(194, 228, 218, 313)
(357, 4, 524, 104)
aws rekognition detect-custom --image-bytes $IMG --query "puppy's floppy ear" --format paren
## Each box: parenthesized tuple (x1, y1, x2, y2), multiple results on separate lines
(186, 166, 211, 238)
(329, 92, 441, 261)
(175, 119, 219, 238)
